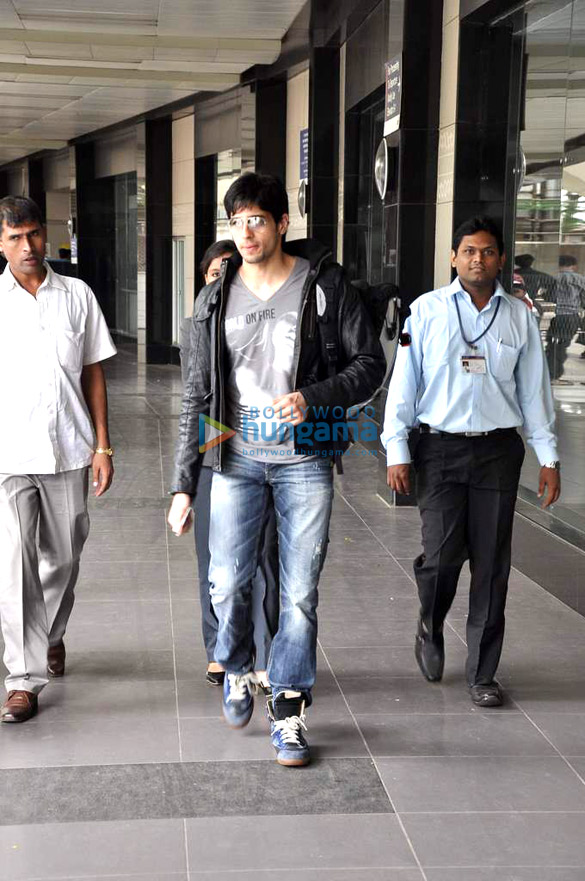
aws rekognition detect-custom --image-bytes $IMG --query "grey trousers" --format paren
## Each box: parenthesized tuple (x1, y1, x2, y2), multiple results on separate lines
(0, 468, 89, 694)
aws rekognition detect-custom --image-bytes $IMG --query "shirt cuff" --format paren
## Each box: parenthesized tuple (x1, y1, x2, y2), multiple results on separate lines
(385, 439, 411, 466)
(532, 442, 559, 466)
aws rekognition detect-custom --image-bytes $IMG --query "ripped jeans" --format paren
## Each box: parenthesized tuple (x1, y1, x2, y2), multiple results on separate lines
(209, 451, 334, 703)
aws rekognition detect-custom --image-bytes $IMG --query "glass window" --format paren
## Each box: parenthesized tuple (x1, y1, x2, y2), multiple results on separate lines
(505, 0, 585, 534)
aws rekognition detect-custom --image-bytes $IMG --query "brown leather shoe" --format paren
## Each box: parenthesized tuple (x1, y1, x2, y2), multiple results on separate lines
(1, 690, 38, 723)
(47, 640, 66, 677)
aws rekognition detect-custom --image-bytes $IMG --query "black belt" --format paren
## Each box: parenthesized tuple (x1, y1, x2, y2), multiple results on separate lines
(419, 424, 516, 438)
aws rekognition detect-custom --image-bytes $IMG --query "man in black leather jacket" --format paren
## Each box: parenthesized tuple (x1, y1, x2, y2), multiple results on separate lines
(169, 173, 385, 766)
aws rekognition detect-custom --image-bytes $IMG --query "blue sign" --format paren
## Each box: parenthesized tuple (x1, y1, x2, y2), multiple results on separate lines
(300, 128, 309, 180)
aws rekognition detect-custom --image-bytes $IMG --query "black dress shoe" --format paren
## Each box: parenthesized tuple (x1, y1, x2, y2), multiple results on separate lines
(415, 619, 444, 682)
(205, 670, 225, 687)
(47, 640, 66, 677)
(469, 681, 503, 707)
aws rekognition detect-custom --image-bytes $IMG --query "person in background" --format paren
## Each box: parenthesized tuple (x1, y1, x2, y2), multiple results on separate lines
(383, 215, 560, 709)
(514, 254, 555, 302)
(178, 239, 279, 689)
(546, 255, 585, 382)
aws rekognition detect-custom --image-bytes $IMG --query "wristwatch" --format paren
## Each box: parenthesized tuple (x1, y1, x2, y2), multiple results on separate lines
(543, 460, 560, 470)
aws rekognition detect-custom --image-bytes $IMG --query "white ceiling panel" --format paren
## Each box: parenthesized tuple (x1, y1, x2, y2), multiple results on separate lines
(0, 0, 305, 167)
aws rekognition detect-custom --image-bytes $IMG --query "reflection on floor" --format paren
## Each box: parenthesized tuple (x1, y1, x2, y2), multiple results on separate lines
(2, 350, 585, 880)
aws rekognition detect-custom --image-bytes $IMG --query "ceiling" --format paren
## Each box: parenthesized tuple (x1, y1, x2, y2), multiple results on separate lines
(0, 0, 307, 167)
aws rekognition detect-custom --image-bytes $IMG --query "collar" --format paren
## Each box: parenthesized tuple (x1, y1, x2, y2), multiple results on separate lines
(0, 260, 67, 293)
(448, 276, 511, 306)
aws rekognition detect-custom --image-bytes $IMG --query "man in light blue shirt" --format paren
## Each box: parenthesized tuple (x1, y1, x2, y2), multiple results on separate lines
(382, 216, 560, 708)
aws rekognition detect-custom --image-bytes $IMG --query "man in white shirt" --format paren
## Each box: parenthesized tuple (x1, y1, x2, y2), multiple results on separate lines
(382, 216, 560, 708)
(0, 196, 117, 723)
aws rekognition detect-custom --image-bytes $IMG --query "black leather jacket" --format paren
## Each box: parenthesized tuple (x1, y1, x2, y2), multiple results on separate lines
(171, 238, 386, 496)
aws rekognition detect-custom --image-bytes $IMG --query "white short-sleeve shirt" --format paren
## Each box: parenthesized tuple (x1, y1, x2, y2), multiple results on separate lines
(0, 262, 117, 474)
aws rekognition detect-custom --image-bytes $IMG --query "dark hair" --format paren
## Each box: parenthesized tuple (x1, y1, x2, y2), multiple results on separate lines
(0, 196, 44, 233)
(199, 239, 237, 278)
(224, 172, 288, 225)
(452, 215, 505, 255)
(559, 254, 577, 268)
(514, 253, 534, 269)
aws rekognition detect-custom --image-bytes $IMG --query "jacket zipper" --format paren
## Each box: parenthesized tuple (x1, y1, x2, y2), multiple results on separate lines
(216, 262, 229, 470)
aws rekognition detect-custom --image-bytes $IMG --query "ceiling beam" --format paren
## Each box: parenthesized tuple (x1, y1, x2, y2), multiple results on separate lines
(0, 135, 68, 148)
(0, 28, 281, 54)
(0, 61, 238, 88)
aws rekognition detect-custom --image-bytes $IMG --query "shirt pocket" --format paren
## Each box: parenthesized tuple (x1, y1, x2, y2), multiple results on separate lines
(56, 329, 84, 371)
(491, 342, 519, 381)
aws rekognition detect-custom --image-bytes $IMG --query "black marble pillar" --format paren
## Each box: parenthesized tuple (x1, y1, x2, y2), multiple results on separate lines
(145, 117, 173, 363)
(28, 158, 46, 221)
(255, 79, 287, 182)
(309, 46, 339, 254)
(377, 0, 443, 504)
(194, 153, 217, 297)
(453, 8, 524, 287)
(75, 142, 116, 326)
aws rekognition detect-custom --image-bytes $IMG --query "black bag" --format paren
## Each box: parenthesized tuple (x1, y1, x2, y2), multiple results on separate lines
(315, 264, 400, 406)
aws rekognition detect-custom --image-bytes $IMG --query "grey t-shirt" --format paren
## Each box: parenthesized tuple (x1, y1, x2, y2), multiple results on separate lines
(224, 257, 310, 461)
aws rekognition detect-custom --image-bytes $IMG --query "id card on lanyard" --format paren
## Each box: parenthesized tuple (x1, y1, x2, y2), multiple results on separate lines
(461, 355, 487, 374)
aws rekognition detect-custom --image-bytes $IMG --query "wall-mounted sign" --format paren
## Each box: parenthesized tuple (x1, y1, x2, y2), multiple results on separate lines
(299, 128, 309, 182)
(384, 55, 402, 136)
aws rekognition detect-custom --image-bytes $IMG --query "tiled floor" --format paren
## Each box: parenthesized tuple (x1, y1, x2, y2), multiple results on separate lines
(2, 350, 585, 880)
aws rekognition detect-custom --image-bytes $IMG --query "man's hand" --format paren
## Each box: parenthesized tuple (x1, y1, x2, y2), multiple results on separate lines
(272, 391, 308, 426)
(387, 464, 411, 495)
(168, 492, 193, 536)
(538, 466, 561, 509)
(92, 452, 114, 497)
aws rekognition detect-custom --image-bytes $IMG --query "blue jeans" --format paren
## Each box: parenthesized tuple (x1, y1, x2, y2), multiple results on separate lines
(209, 452, 334, 704)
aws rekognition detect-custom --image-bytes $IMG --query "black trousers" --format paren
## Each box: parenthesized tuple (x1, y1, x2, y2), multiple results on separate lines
(193, 466, 280, 668)
(413, 430, 525, 686)
(546, 313, 580, 380)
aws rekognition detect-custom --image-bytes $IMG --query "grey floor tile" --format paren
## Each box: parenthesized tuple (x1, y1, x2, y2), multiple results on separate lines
(402, 812, 585, 868)
(0, 820, 187, 880)
(185, 814, 416, 871)
(339, 676, 514, 715)
(36, 678, 178, 722)
(64, 600, 174, 652)
(189, 872, 423, 880)
(425, 871, 585, 881)
(0, 759, 389, 825)
(50, 876, 188, 881)
(322, 642, 468, 680)
(77, 560, 170, 587)
(33, 648, 176, 681)
(376, 756, 585, 812)
(0, 718, 181, 768)
(528, 714, 585, 756)
(508, 680, 585, 714)
(357, 712, 556, 757)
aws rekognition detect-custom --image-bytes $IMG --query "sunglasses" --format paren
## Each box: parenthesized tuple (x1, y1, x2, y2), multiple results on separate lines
(228, 215, 268, 231)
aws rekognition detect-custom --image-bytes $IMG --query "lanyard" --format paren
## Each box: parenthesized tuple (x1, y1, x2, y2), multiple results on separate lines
(454, 294, 500, 350)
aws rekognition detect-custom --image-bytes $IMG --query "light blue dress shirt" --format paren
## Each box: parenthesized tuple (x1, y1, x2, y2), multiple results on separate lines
(381, 277, 558, 466)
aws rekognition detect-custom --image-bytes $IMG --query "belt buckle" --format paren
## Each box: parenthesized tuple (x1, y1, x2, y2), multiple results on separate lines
(464, 431, 486, 437)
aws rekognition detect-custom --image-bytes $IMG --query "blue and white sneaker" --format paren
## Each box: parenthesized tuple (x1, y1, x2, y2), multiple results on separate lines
(222, 672, 257, 728)
(267, 692, 310, 767)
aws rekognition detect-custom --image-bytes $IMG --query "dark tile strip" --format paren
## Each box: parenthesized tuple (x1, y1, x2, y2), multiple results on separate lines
(0, 758, 392, 825)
